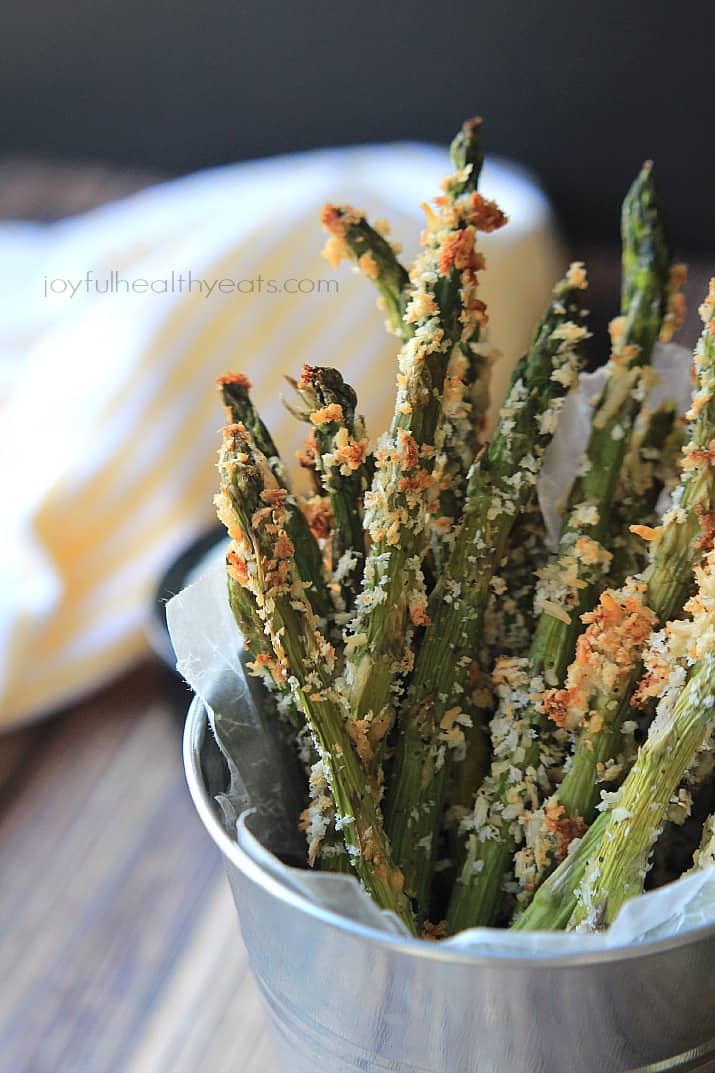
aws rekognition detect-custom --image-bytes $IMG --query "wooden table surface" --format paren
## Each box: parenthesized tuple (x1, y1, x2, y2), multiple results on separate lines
(0, 662, 278, 1073)
(0, 156, 712, 1073)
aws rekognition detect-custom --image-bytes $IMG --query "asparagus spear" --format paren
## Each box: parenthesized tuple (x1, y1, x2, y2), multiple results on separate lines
(219, 372, 290, 487)
(385, 266, 589, 915)
(569, 645, 715, 929)
(215, 422, 416, 931)
(299, 758, 353, 874)
(225, 565, 293, 701)
(607, 259, 687, 596)
(427, 119, 492, 570)
(520, 281, 715, 893)
(444, 686, 493, 850)
(343, 121, 507, 781)
(516, 547, 715, 931)
(444, 502, 548, 867)
(286, 365, 370, 609)
(218, 376, 299, 706)
(529, 162, 670, 689)
(218, 372, 332, 620)
(606, 402, 681, 588)
(445, 178, 673, 931)
(216, 402, 352, 866)
(483, 500, 550, 662)
(321, 207, 411, 339)
(226, 494, 352, 870)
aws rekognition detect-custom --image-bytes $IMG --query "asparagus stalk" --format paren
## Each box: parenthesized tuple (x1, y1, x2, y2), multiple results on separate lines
(569, 646, 715, 930)
(483, 499, 550, 662)
(225, 566, 294, 703)
(520, 281, 715, 893)
(445, 652, 572, 931)
(219, 376, 300, 708)
(385, 267, 589, 915)
(321, 207, 411, 339)
(444, 667, 493, 831)
(446, 176, 672, 931)
(226, 493, 350, 870)
(517, 546, 715, 931)
(428, 119, 492, 570)
(219, 372, 290, 487)
(343, 121, 507, 781)
(299, 759, 353, 874)
(218, 416, 347, 868)
(215, 423, 416, 931)
(286, 365, 371, 609)
(529, 162, 670, 689)
(606, 402, 681, 588)
(445, 502, 548, 871)
(217, 395, 352, 866)
(218, 372, 332, 620)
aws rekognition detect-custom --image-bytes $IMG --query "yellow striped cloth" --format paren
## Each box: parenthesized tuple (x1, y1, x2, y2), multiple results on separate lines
(0, 143, 563, 727)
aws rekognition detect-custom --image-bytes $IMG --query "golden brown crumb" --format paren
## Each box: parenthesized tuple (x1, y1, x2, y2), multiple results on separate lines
(629, 523, 663, 542)
(296, 432, 318, 472)
(544, 583, 657, 730)
(301, 495, 333, 542)
(310, 403, 344, 426)
(468, 192, 508, 233)
(358, 250, 380, 280)
(216, 371, 252, 390)
(543, 799, 586, 860)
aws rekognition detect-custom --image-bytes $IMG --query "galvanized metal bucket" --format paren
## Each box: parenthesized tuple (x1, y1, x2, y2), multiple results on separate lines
(184, 695, 715, 1073)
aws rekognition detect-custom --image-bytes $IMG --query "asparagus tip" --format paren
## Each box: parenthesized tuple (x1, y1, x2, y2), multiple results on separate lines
(217, 370, 252, 388)
(449, 115, 485, 180)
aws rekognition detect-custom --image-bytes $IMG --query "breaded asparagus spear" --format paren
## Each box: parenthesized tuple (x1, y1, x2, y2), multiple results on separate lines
(521, 282, 715, 892)
(529, 162, 670, 688)
(321, 207, 411, 339)
(569, 602, 715, 929)
(606, 402, 681, 588)
(427, 119, 492, 569)
(445, 177, 672, 931)
(215, 423, 415, 931)
(225, 566, 295, 709)
(218, 372, 332, 620)
(516, 555, 715, 933)
(385, 267, 589, 914)
(323, 120, 491, 572)
(286, 365, 371, 609)
(219, 372, 290, 487)
(342, 122, 507, 781)
(218, 375, 302, 715)
(217, 386, 348, 865)
(483, 500, 550, 662)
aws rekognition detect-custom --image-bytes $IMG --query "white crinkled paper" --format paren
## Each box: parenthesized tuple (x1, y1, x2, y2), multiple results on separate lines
(168, 344, 715, 952)
(537, 341, 694, 548)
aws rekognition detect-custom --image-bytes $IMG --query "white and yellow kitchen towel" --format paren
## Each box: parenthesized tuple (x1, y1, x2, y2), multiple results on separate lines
(0, 143, 563, 727)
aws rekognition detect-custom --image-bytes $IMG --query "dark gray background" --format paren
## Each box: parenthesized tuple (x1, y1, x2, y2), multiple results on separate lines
(1, 0, 713, 249)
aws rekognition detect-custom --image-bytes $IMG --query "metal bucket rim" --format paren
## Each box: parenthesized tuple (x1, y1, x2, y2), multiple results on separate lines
(184, 693, 715, 969)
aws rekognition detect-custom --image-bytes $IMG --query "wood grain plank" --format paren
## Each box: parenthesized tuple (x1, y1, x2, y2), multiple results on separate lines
(0, 666, 274, 1073)
(126, 877, 277, 1073)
